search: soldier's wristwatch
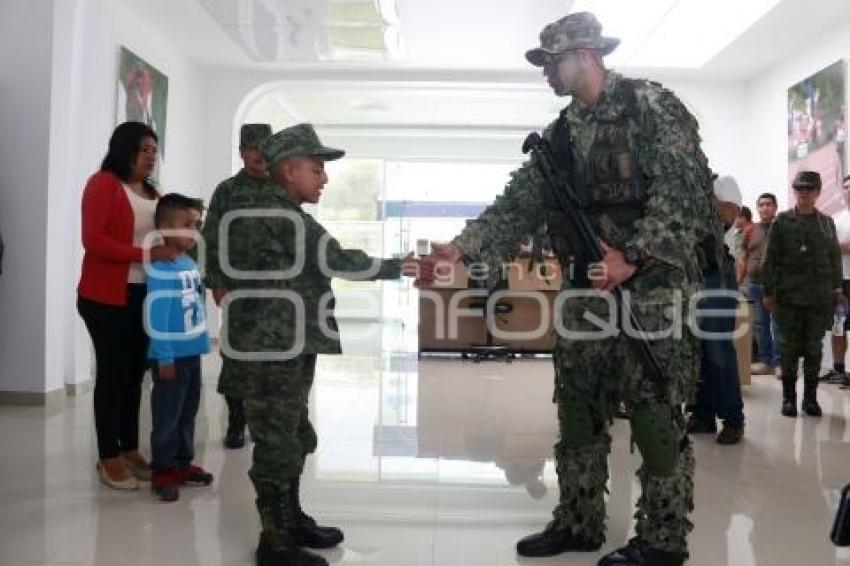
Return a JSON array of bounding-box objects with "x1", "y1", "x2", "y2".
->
[{"x1": 623, "y1": 246, "x2": 648, "y2": 270}]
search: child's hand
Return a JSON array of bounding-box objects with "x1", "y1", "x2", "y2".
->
[
  {"x1": 763, "y1": 295, "x2": 777, "y2": 313},
  {"x1": 159, "y1": 363, "x2": 177, "y2": 380}
]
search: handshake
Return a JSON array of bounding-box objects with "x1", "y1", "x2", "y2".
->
[{"x1": 400, "y1": 243, "x2": 462, "y2": 287}]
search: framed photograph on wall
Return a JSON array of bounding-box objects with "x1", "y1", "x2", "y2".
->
[
  {"x1": 787, "y1": 59, "x2": 846, "y2": 215},
  {"x1": 116, "y1": 46, "x2": 168, "y2": 179}
]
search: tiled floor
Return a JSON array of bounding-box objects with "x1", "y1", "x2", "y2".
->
[{"x1": 2, "y1": 321, "x2": 850, "y2": 565}]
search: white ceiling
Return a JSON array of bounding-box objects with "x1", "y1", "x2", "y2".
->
[{"x1": 118, "y1": 0, "x2": 850, "y2": 131}]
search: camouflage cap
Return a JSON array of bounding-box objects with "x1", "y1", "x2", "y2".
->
[
  {"x1": 240, "y1": 123, "x2": 272, "y2": 148},
  {"x1": 792, "y1": 170, "x2": 822, "y2": 190},
  {"x1": 261, "y1": 123, "x2": 345, "y2": 168},
  {"x1": 526, "y1": 12, "x2": 619, "y2": 67}
]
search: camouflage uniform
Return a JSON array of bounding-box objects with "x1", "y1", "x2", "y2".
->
[
  {"x1": 453, "y1": 14, "x2": 720, "y2": 559},
  {"x1": 203, "y1": 123, "x2": 272, "y2": 449},
  {"x1": 761, "y1": 194, "x2": 841, "y2": 409},
  {"x1": 219, "y1": 123, "x2": 403, "y2": 564}
]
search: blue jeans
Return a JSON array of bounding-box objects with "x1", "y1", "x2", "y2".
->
[
  {"x1": 151, "y1": 356, "x2": 201, "y2": 470},
  {"x1": 746, "y1": 282, "x2": 781, "y2": 367},
  {"x1": 692, "y1": 265, "x2": 746, "y2": 426}
]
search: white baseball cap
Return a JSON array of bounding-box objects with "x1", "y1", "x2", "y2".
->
[{"x1": 713, "y1": 175, "x2": 742, "y2": 207}]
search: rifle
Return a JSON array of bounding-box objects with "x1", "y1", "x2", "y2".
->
[{"x1": 522, "y1": 132, "x2": 668, "y2": 391}]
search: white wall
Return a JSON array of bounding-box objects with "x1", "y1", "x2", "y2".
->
[
  {"x1": 0, "y1": 0, "x2": 55, "y2": 394},
  {"x1": 745, "y1": 21, "x2": 850, "y2": 210},
  {"x1": 202, "y1": 71, "x2": 748, "y2": 203},
  {"x1": 1, "y1": 0, "x2": 207, "y2": 396}
]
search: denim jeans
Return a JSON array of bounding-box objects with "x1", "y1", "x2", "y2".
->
[
  {"x1": 691, "y1": 264, "x2": 746, "y2": 426},
  {"x1": 151, "y1": 356, "x2": 201, "y2": 470},
  {"x1": 746, "y1": 282, "x2": 781, "y2": 367}
]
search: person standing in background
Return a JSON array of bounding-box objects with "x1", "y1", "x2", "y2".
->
[
  {"x1": 733, "y1": 206, "x2": 753, "y2": 284},
  {"x1": 77, "y1": 122, "x2": 176, "y2": 490},
  {"x1": 821, "y1": 175, "x2": 850, "y2": 384},
  {"x1": 688, "y1": 175, "x2": 746, "y2": 445},
  {"x1": 742, "y1": 192, "x2": 781, "y2": 376},
  {"x1": 763, "y1": 171, "x2": 843, "y2": 417},
  {"x1": 202, "y1": 123, "x2": 273, "y2": 450}
]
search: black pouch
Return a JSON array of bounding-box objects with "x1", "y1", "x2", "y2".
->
[{"x1": 831, "y1": 484, "x2": 850, "y2": 546}]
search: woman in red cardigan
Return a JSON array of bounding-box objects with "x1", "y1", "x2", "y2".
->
[{"x1": 77, "y1": 122, "x2": 176, "y2": 490}]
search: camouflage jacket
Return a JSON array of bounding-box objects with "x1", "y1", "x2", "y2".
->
[
  {"x1": 453, "y1": 71, "x2": 719, "y2": 300},
  {"x1": 762, "y1": 208, "x2": 841, "y2": 305},
  {"x1": 202, "y1": 169, "x2": 270, "y2": 290},
  {"x1": 207, "y1": 180, "x2": 402, "y2": 356}
]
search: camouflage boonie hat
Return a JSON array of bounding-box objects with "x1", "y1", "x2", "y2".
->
[
  {"x1": 261, "y1": 123, "x2": 345, "y2": 168},
  {"x1": 526, "y1": 11, "x2": 620, "y2": 67},
  {"x1": 240, "y1": 123, "x2": 272, "y2": 148},
  {"x1": 792, "y1": 170, "x2": 822, "y2": 190}
]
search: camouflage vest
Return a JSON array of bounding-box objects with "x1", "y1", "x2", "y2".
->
[{"x1": 547, "y1": 80, "x2": 647, "y2": 287}]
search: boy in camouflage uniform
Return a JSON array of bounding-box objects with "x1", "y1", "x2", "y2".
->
[
  {"x1": 419, "y1": 12, "x2": 722, "y2": 566},
  {"x1": 217, "y1": 123, "x2": 418, "y2": 566},
  {"x1": 202, "y1": 123, "x2": 272, "y2": 449},
  {"x1": 762, "y1": 170, "x2": 843, "y2": 417}
]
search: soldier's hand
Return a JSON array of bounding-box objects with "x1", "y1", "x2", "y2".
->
[
  {"x1": 158, "y1": 363, "x2": 177, "y2": 381},
  {"x1": 212, "y1": 287, "x2": 227, "y2": 306},
  {"x1": 591, "y1": 241, "x2": 636, "y2": 292},
  {"x1": 415, "y1": 243, "x2": 462, "y2": 287},
  {"x1": 763, "y1": 295, "x2": 777, "y2": 313},
  {"x1": 401, "y1": 252, "x2": 420, "y2": 278}
]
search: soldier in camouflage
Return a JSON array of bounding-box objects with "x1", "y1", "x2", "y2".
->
[
  {"x1": 202, "y1": 123, "x2": 273, "y2": 450},
  {"x1": 762, "y1": 170, "x2": 843, "y2": 418},
  {"x1": 418, "y1": 12, "x2": 722, "y2": 566},
  {"x1": 217, "y1": 123, "x2": 418, "y2": 566}
]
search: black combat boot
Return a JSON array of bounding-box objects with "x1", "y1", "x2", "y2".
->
[
  {"x1": 255, "y1": 494, "x2": 328, "y2": 566},
  {"x1": 224, "y1": 396, "x2": 246, "y2": 449},
  {"x1": 516, "y1": 521, "x2": 601, "y2": 557},
  {"x1": 781, "y1": 375, "x2": 798, "y2": 417},
  {"x1": 598, "y1": 537, "x2": 685, "y2": 566},
  {"x1": 801, "y1": 380, "x2": 822, "y2": 417},
  {"x1": 290, "y1": 477, "x2": 344, "y2": 549}
]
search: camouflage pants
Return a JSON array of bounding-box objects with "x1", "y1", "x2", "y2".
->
[
  {"x1": 774, "y1": 303, "x2": 830, "y2": 385},
  {"x1": 216, "y1": 355, "x2": 242, "y2": 398},
  {"x1": 243, "y1": 354, "x2": 319, "y2": 491},
  {"x1": 550, "y1": 295, "x2": 697, "y2": 554}
]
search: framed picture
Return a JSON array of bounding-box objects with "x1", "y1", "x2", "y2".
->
[
  {"x1": 116, "y1": 46, "x2": 169, "y2": 178},
  {"x1": 787, "y1": 60, "x2": 846, "y2": 214}
]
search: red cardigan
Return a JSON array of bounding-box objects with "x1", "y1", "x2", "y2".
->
[{"x1": 77, "y1": 170, "x2": 147, "y2": 306}]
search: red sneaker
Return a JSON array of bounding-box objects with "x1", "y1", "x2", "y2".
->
[
  {"x1": 151, "y1": 469, "x2": 179, "y2": 502},
  {"x1": 176, "y1": 464, "x2": 214, "y2": 486}
]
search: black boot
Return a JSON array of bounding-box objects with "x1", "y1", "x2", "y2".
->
[
  {"x1": 290, "y1": 477, "x2": 344, "y2": 549},
  {"x1": 802, "y1": 381, "x2": 822, "y2": 417},
  {"x1": 781, "y1": 398, "x2": 798, "y2": 417},
  {"x1": 224, "y1": 396, "x2": 246, "y2": 449},
  {"x1": 255, "y1": 495, "x2": 328, "y2": 566},
  {"x1": 516, "y1": 521, "x2": 601, "y2": 557},
  {"x1": 781, "y1": 375, "x2": 798, "y2": 417},
  {"x1": 598, "y1": 537, "x2": 685, "y2": 566}
]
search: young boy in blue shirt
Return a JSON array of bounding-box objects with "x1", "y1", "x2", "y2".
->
[{"x1": 145, "y1": 193, "x2": 213, "y2": 502}]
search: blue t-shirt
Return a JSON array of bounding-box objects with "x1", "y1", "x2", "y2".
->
[{"x1": 145, "y1": 255, "x2": 211, "y2": 364}]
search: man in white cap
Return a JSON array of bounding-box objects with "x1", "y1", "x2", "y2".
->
[{"x1": 687, "y1": 176, "x2": 746, "y2": 445}]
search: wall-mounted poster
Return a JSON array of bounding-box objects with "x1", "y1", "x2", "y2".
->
[
  {"x1": 788, "y1": 60, "x2": 846, "y2": 215},
  {"x1": 116, "y1": 46, "x2": 168, "y2": 177}
]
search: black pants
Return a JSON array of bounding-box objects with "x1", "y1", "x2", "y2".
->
[{"x1": 78, "y1": 284, "x2": 149, "y2": 459}]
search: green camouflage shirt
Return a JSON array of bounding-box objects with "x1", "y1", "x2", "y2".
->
[
  {"x1": 207, "y1": 180, "x2": 402, "y2": 356},
  {"x1": 453, "y1": 71, "x2": 719, "y2": 297},
  {"x1": 762, "y1": 208, "x2": 841, "y2": 305}
]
